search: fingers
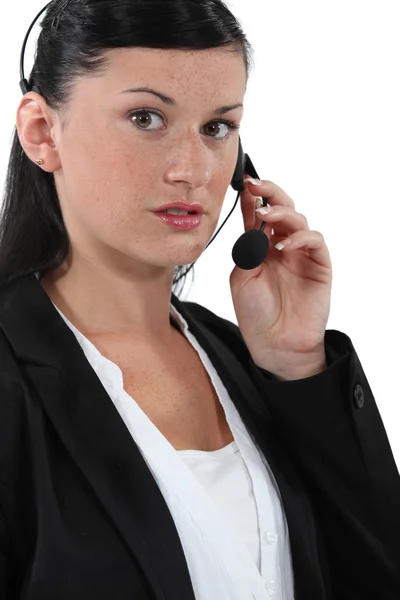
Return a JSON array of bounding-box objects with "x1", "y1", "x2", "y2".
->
[
  {"x1": 240, "y1": 184, "x2": 273, "y2": 237},
  {"x1": 255, "y1": 204, "x2": 309, "y2": 236},
  {"x1": 239, "y1": 180, "x2": 257, "y2": 231},
  {"x1": 244, "y1": 176, "x2": 296, "y2": 209},
  {"x1": 243, "y1": 176, "x2": 305, "y2": 239},
  {"x1": 273, "y1": 230, "x2": 333, "y2": 271},
  {"x1": 241, "y1": 176, "x2": 332, "y2": 271}
]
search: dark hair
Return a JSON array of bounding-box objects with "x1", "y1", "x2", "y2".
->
[{"x1": 0, "y1": 0, "x2": 254, "y2": 296}]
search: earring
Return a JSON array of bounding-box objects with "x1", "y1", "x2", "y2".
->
[{"x1": 36, "y1": 158, "x2": 44, "y2": 166}]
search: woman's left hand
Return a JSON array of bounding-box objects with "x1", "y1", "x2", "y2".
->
[{"x1": 229, "y1": 175, "x2": 333, "y2": 380}]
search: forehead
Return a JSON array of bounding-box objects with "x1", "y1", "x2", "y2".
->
[{"x1": 79, "y1": 47, "x2": 247, "y2": 100}]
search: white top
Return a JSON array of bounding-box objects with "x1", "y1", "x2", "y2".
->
[{"x1": 40, "y1": 276, "x2": 295, "y2": 599}]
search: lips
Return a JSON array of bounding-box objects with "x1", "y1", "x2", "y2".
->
[{"x1": 153, "y1": 201, "x2": 205, "y2": 214}]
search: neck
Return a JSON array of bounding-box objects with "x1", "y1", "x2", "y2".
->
[{"x1": 39, "y1": 261, "x2": 180, "y2": 345}]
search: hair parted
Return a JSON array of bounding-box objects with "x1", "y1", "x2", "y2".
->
[{"x1": 0, "y1": 0, "x2": 254, "y2": 296}]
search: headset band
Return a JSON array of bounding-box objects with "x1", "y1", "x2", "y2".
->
[{"x1": 19, "y1": 3, "x2": 51, "y2": 95}]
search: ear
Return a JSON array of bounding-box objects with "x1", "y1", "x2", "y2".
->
[{"x1": 16, "y1": 92, "x2": 62, "y2": 172}]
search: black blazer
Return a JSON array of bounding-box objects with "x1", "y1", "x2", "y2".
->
[{"x1": 0, "y1": 273, "x2": 399, "y2": 600}]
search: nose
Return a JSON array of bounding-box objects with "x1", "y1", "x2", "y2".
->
[{"x1": 164, "y1": 135, "x2": 212, "y2": 189}]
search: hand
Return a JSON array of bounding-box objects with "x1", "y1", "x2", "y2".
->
[{"x1": 229, "y1": 175, "x2": 333, "y2": 379}]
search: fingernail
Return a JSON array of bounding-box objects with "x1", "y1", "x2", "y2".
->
[
  {"x1": 244, "y1": 177, "x2": 262, "y2": 186},
  {"x1": 275, "y1": 239, "x2": 291, "y2": 251},
  {"x1": 255, "y1": 197, "x2": 263, "y2": 209},
  {"x1": 256, "y1": 207, "x2": 272, "y2": 215}
]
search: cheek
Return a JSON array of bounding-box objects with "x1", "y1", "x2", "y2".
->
[{"x1": 60, "y1": 126, "x2": 141, "y2": 217}]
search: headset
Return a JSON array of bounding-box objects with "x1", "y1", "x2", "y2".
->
[{"x1": 19, "y1": 2, "x2": 271, "y2": 282}]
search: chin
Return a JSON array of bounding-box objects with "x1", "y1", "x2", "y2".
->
[{"x1": 163, "y1": 239, "x2": 205, "y2": 261}]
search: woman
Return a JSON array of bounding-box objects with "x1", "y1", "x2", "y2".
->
[{"x1": 0, "y1": 0, "x2": 399, "y2": 598}]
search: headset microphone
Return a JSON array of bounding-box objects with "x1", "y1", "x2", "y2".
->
[
  {"x1": 230, "y1": 146, "x2": 270, "y2": 270},
  {"x1": 232, "y1": 227, "x2": 270, "y2": 270}
]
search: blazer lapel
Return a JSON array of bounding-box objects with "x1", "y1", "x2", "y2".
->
[{"x1": 0, "y1": 274, "x2": 196, "y2": 600}]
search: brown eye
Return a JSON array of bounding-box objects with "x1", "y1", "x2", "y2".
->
[
  {"x1": 204, "y1": 123, "x2": 225, "y2": 137},
  {"x1": 135, "y1": 113, "x2": 150, "y2": 127},
  {"x1": 129, "y1": 110, "x2": 164, "y2": 130}
]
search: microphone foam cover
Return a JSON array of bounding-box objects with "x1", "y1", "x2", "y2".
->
[{"x1": 232, "y1": 229, "x2": 270, "y2": 270}]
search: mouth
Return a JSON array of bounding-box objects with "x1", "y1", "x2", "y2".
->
[
  {"x1": 157, "y1": 209, "x2": 198, "y2": 216},
  {"x1": 153, "y1": 202, "x2": 205, "y2": 216},
  {"x1": 152, "y1": 209, "x2": 204, "y2": 230}
]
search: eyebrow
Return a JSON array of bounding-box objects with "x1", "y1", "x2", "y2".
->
[{"x1": 119, "y1": 86, "x2": 244, "y2": 115}]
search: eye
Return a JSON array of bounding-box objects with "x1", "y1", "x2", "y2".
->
[
  {"x1": 129, "y1": 109, "x2": 164, "y2": 131},
  {"x1": 127, "y1": 108, "x2": 240, "y2": 141}
]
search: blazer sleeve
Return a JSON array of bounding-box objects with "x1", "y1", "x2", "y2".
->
[{"x1": 245, "y1": 327, "x2": 400, "y2": 597}]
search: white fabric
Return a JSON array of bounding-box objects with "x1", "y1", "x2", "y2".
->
[{"x1": 38, "y1": 275, "x2": 295, "y2": 599}]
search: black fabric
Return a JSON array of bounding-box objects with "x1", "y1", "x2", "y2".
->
[
  {"x1": 169, "y1": 315, "x2": 182, "y2": 333},
  {"x1": 0, "y1": 273, "x2": 399, "y2": 600}
]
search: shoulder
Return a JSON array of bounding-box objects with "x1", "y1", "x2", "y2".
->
[
  {"x1": 0, "y1": 330, "x2": 26, "y2": 490},
  {"x1": 177, "y1": 299, "x2": 252, "y2": 362},
  {"x1": 0, "y1": 327, "x2": 23, "y2": 397},
  {"x1": 178, "y1": 299, "x2": 241, "y2": 336},
  {"x1": 180, "y1": 300, "x2": 233, "y2": 326}
]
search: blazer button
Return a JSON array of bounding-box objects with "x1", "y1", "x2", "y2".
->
[
  {"x1": 266, "y1": 580, "x2": 278, "y2": 596},
  {"x1": 265, "y1": 531, "x2": 278, "y2": 544},
  {"x1": 353, "y1": 384, "x2": 364, "y2": 409}
]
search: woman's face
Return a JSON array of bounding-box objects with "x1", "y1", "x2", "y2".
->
[{"x1": 50, "y1": 47, "x2": 247, "y2": 278}]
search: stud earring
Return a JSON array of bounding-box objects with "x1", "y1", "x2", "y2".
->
[{"x1": 36, "y1": 158, "x2": 44, "y2": 166}]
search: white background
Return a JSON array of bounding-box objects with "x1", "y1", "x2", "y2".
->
[{"x1": 1, "y1": 1, "x2": 399, "y2": 468}]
